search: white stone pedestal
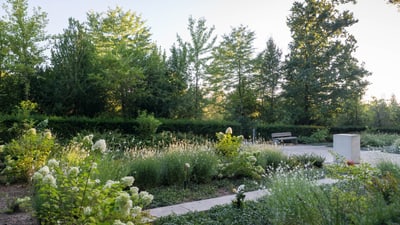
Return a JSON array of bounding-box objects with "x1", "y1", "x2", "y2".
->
[{"x1": 333, "y1": 134, "x2": 360, "y2": 163}]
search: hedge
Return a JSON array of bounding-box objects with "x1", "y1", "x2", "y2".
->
[{"x1": 1, "y1": 114, "x2": 390, "y2": 144}]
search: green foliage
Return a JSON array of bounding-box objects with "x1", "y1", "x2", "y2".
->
[
  {"x1": 289, "y1": 153, "x2": 325, "y2": 169},
  {"x1": 219, "y1": 151, "x2": 265, "y2": 180},
  {"x1": 231, "y1": 184, "x2": 246, "y2": 209},
  {"x1": 376, "y1": 161, "x2": 400, "y2": 180},
  {"x1": 298, "y1": 128, "x2": 329, "y2": 144},
  {"x1": 1, "y1": 128, "x2": 56, "y2": 183},
  {"x1": 360, "y1": 132, "x2": 400, "y2": 148},
  {"x1": 255, "y1": 148, "x2": 289, "y2": 171},
  {"x1": 214, "y1": 128, "x2": 243, "y2": 158},
  {"x1": 155, "y1": 200, "x2": 271, "y2": 225},
  {"x1": 136, "y1": 111, "x2": 162, "y2": 139},
  {"x1": 284, "y1": 0, "x2": 369, "y2": 125},
  {"x1": 32, "y1": 144, "x2": 153, "y2": 224},
  {"x1": 209, "y1": 25, "x2": 257, "y2": 122},
  {"x1": 129, "y1": 147, "x2": 219, "y2": 188}
]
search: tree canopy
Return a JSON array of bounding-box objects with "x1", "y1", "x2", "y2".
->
[{"x1": 1, "y1": 0, "x2": 391, "y2": 129}]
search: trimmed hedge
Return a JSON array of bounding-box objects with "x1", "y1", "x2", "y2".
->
[{"x1": 3, "y1": 114, "x2": 395, "y2": 144}]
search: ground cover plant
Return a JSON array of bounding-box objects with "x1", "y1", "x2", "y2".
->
[
  {"x1": 156, "y1": 160, "x2": 400, "y2": 225},
  {"x1": 1, "y1": 125, "x2": 315, "y2": 224}
]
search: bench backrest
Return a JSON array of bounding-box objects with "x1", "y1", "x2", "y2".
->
[{"x1": 271, "y1": 132, "x2": 292, "y2": 138}]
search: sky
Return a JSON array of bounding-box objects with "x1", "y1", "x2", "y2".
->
[{"x1": 21, "y1": 0, "x2": 400, "y2": 101}]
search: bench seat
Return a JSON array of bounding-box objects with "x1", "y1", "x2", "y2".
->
[{"x1": 271, "y1": 132, "x2": 298, "y2": 144}]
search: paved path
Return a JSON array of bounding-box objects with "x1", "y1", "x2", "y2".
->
[
  {"x1": 148, "y1": 144, "x2": 400, "y2": 219},
  {"x1": 281, "y1": 144, "x2": 400, "y2": 166}
]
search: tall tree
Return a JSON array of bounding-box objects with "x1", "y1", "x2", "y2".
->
[
  {"x1": 1, "y1": 0, "x2": 48, "y2": 101},
  {"x1": 176, "y1": 16, "x2": 217, "y2": 119},
  {"x1": 254, "y1": 38, "x2": 283, "y2": 123},
  {"x1": 284, "y1": 0, "x2": 370, "y2": 125},
  {"x1": 37, "y1": 18, "x2": 105, "y2": 116},
  {"x1": 87, "y1": 7, "x2": 153, "y2": 117},
  {"x1": 209, "y1": 25, "x2": 257, "y2": 126}
]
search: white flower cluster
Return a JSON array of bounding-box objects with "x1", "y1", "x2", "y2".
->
[
  {"x1": 92, "y1": 139, "x2": 107, "y2": 153},
  {"x1": 33, "y1": 164, "x2": 58, "y2": 188}
]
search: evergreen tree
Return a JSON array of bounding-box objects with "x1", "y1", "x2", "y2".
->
[
  {"x1": 254, "y1": 38, "x2": 283, "y2": 123},
  {"x1": 284, "y1": 0, "x2": 370, "y2": 125}
]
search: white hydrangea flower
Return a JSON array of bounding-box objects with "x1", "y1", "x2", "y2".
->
[
  {"x1": 83, "y1": 206, "x2": 92, "y2": 216},
  {"x1": 121, "y1": 176, "x2": 134, "y2": 187},
  {"x1": 225, "y1": 127, "x2": 233, "y2": 134},
  {"x1": 103, "y1": 180, "x2": 119, "y2": 189},
  {"x1": 126, "y1": 222, "x2": 134, "y2": 225},
  {"x1": 131, "y1": 206, "x2": 142, "y2": 215},
  {"x1": 115, "y1": 192, "x2": 133, "y2": 217},
  {"x1": 139, "y1": 191, "x2": 153, "y2": 206},
  {"x1": 113, "y1": 220, "x2": 126, "y2": 225},
  {"x1": 71, "y1": 186, "x2": 79, "y2": 192},
  {"x1": 47, "y1": 159, "x2": 59, "y2": 168},
  {"x1": 68, "y1": 167, "x2": 80, "y2": 177},
  {"x1": 32, "y1": 172, "x2": 43, "y2": 181},
  {"x1": 38, "y1": 166, "x2": 50, "y2": 175},
  {"x1": 92, "y1": 139, "x2": 107, "y2": 153},
  {"x1": 130, "y1": 187, "x2": 139, "y2": 195},
  {"x1": 27, "y1": 128, "x2": 37, "y2": 136},
  {"x1": 44, "y1": 130, "x2": 52, "y2": 139},
  {"x1": 43, "y1": 174, "x2": 57, "y2": 188}
]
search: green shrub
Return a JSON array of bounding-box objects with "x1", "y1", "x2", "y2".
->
[
  {"x1": 256, "y1": 148, "x2": 288, "y2": 171},
  {"x1": 298, "y1": 128, "x2": 329, "y2": 144},
  {"x1": 1, "y1": 128, "x2": 57, "y2": 183},
  {"x1": 376, "y1": 161, "x2": 400, "y2": 180},
  {"x1": 360, "y1": 132, "x2": 400, "y2": 148},
  {"x1": 215, "y1": 127, "x2": 243, "y2": 158},
  {"x1": 32, "y1": 159, "x2": 153, "y2": 224},
  {"x1": 219, "y1": 151, "x2": 265, "y2": 180},
  {"x1": 130, "y1": 148, "x2": 219, "y2": 188},
  {"x1": 189, "y1": 150, "x2": 218, "y2": 184},
  {"x1": 266, "y1": 172, "x2": 330, "y2": 225},
  {"x1": 289, "y1": 153, "x2": 325, "y2": 169},
  {"x1": 136, "y1": 111, "x2": 162, "y2": 139},
  {"x1": 130, "y1": 157, "x2": 162, "y2": 188}
]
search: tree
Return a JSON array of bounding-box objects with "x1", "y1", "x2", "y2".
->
[
  {"x1": 176, "y1": 16, "x2": 217, "y2": 119},
  {"x1": 36, "y1": 18, "x2": 105, "y2": 116},
  {"x1": 1, "y1": 0, "x2": 48, "y2": 101},
  {"x1": 284, "y1": 0, "x2": 370, "y2": 125},
  {"x1": 209, "y1": 25, "x2": 257, "y2": 127},
  {"x1": 87, "y1": 7, "x2": 153, "y2": 117},
  {"x1": 254, "y1": 38, "x2": 283, "y2": 123}
]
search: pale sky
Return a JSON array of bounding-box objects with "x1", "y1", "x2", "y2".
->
[{"x1": 23, "y1": 0, "x2": 400, "y2": 101}]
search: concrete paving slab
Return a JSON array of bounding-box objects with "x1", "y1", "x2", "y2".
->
[{"x1": 149, "y1": 189, "x2": 270, "y2": 218}]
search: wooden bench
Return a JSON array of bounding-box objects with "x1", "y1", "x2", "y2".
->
[{"x1": 271, "y1": 132, "x2": 298, "y2": 145}]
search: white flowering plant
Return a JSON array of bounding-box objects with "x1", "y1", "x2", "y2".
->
[
  {"x1": 0, "y1": 128, "x2": 56, "y2": 183},
  {"x1": 232, "y1": 184, "x2": 246, "y2": 208},
  {"x1": 32, "y1": 147, "x2": 153, "y2": 224}
]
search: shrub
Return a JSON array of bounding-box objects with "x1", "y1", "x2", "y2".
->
[
  {"x1": 215, "y1": 127, "x2": 243, "y2": 158},
  {"x1": 219, "y1": 151, "x2": 265, "y2": 180},
  {"x1": 32, "y1": 151, "x2": 153, "y2": 224},
  {"x1": 136, "y1": 111, "x2": 162, "y2": 139},
  {"x1": 289, "y1": 153, "x2": 325, "y2": 169},
  {"x1": 255, "y1": 148, "x2": 288, "y2": 171},
  {"x1": 298, "y1": 128, "x2": 329, "y2": 144},
  {"x1": 129, "y1": 147, "x2": 219, "y2": 188},
  {"x1": 1, "y1": 128, "x2": 57, "y2": 183},
  {"x1": 130, "y1": 157, "x2": 162, "y2": 188}
]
